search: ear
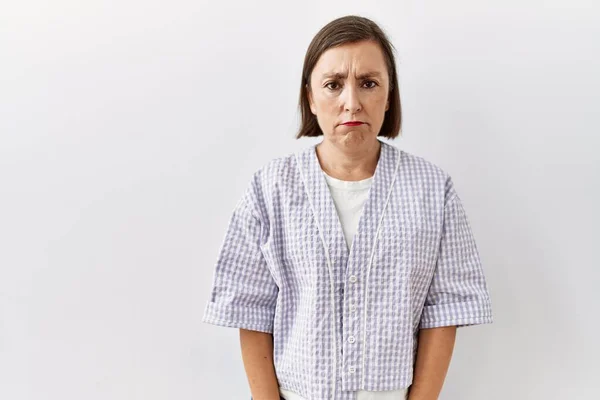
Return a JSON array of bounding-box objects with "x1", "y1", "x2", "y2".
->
[
  {"x1": 385, "y1": 99, "x2": 389, "y2": 112},
  {"x1": 306, "y1": 84, "x2": 317, "y2": 115}
]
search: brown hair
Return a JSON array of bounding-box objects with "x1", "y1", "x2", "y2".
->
[{"x1": 296, "y1": 15, "x2": 402, "y2": 139}]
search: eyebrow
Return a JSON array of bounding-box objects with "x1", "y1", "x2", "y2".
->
[{"x1": 321, "y1": 71, "x2": 383, "y2": 80}]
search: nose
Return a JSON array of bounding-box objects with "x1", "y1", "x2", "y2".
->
[{"x1": 341, "y1": 85, "x2": 362, "y2": 114}]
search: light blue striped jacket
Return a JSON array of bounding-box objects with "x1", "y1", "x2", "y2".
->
[{"x1": 203, "y1": 139, "x2": 493, "y2": 400}]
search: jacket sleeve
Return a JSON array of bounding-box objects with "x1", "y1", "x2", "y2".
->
[
  {"x1": 418, "y1": 177, "x2": 493, "y2": 329},
  {"x1": 202, "y1": 192, "x2": 278, "y2": 334}
]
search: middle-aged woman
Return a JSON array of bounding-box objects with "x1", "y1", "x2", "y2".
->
[{"x1": 203, "y1": 15, "x2": 494, "y2": 400}]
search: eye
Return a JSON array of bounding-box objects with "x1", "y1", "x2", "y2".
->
[
  {"x1": 363, "y1": 80, "x2": 378, "y2": 89},
  {"x1": 325, "y1": 81, "x2": 341, "y2": 90}
]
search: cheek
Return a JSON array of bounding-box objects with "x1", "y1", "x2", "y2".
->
[
  {"x1": 314, "y1": 94, "x2": 338, "y2": 114},
  {"x1": 368, "y1": 92, "x2": 389, "y2": 113}
]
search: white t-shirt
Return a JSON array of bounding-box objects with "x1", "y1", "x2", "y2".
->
[{"x1": 279, "y1": 170, "x2": 409, "y2": 400}]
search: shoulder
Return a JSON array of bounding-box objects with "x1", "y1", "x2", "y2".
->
[
  {"x1": 390, "y1": 144, "x2": 450, "y2": 183},
  {"x1": 238, "y1": 147, "x2": 305, "y2": 219},
  {"x1": 388, "y1": 143, "x2": 456, "y2": 204},
  {"x1": 248, "y1": 147, "x2": 301, "y2": 192},
  {"x1": 395, "y1": 146, "x2": 448, "y2": 180}
]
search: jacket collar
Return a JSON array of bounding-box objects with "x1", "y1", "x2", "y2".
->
[{"x1": 295, "y1": 139, "x2": 401, "y2": 268}]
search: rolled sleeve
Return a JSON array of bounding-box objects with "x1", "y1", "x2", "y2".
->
[
  {"x1": 419, "y1": 181, "x2": 493, "y2": 329},
  {"x1": 202, "y1": 195, "x2": 278, "y2": 333}
]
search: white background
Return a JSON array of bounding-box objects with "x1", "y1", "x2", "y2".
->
[{"x1": 1, "y1": 1, "x2": 598, "y2": 399}]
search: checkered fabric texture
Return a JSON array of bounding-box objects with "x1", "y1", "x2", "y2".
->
[{"x1": 203, "y1": 140, "x2": 493, "y2": 400}]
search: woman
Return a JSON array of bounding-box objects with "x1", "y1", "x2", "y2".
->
[{"x1": 203, "y1": 15, "x2": 493, "y2": 400}]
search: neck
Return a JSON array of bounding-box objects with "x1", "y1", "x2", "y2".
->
[{"x1": 315, "y1": 138, "x2": 381, "y2": 181}]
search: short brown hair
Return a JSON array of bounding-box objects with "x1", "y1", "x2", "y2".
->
[{"x1": 296, "y1": 15, "x2": 402, "y2": 139}]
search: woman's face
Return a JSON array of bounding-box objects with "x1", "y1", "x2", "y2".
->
[{"x1": 307, "y1": 40, "x2": 390, "y2": 149}]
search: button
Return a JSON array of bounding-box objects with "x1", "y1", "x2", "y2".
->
[
  {"x1": 349, "y1": 275, "x2": 357, "y2": 283},
  {"x1": 348, "y1": 335, "x2": 356, "y2": 343},
  {"x1": 349, "y1": 366, "x2": 356, "y2": 374},
  {"x1": 349, "y1": 304, "x2": 357, "y2": 312}
]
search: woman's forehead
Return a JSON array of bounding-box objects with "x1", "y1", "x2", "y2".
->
[{"x1": 311, "y1": 41, "x2": 388, "y2": 78}]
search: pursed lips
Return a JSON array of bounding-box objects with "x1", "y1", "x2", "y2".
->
[{"x1": 341, "y1": 121, "x2": 366, "y2": 126}]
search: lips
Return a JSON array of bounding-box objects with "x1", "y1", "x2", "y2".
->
[{"x1": 342, "y1": 121, "x2": 365, "y2": 126}]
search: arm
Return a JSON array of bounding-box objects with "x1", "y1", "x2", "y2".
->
[
  {"x1": 240, "y1": 328, "x2": 281, "y2": 400},
  {"x1": 409, "y1": 178, "x2": 492, "y2": 397},
  {"x1": 408, "y1": 326, "x2": 457, "y2": 400}
]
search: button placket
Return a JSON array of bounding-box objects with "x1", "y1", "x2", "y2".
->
[{"x1": 343, "y1": 271, "x2": 360, "y2": 381}]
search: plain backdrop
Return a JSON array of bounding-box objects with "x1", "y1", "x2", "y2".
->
[{"x1": 1, "y1": 1, "x2": 598, "y2": 399}]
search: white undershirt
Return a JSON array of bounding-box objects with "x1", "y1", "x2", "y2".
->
[
  {"x1": 279, "y1": 170, "x2": 409, "y2": 400},
  {"x1": 322, "y1": 170, "x2": 374, "y2": 251}
]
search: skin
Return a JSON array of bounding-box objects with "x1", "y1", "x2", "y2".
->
[
  {"x1": 241, "y1": 39, "x2": 457, "y2": 400},
  {"x1": 240, "y1": 328, "x2": 280, "y2": 400},
  {"x1": 409, "y1": 326, "x2": 457, "y2": 400},
  {"x1": 307, "y1": 40, "x2": 390, "y2": 181}
]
